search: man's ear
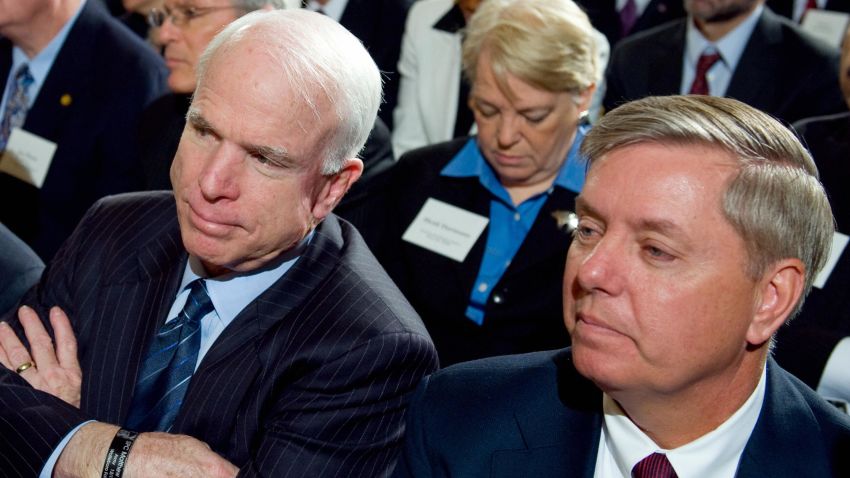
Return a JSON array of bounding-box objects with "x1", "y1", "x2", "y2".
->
[
  {"x1": 311, "y1": 158, "x2": 363, "y2": 221},
  {"x1": 747, "y1": 258, "x2": 805, "y2": 346}
]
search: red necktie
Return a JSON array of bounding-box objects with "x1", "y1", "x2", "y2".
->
[
  {"x1": 632, "y1": 452, "x2": 678, "y2": 478},
  {"x1": 689, "y1": 51, "x2": 721, "y2": 95}
]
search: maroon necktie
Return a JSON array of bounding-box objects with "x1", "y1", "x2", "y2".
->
[
  {"x1": 620, "y1": 0, "x2": 638, "y2": 38},
  {"x1": 689, "y1": 51, "x2": 721, "y2": 95},
  {"x1": 632, "y1": 452, "x2": 678, "y2": 478}
]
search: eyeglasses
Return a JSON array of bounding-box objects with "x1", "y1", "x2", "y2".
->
[{"x1": 147, "y1": 4, "x2": 237, "y2": 28}]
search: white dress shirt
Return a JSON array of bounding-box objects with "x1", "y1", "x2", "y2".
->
[
  {"x1": 680, "y1": 3, "x2": 763, "y2": 96},
  {"x1": 593, "y1": 366, "x2": 767, "y2": 478}
]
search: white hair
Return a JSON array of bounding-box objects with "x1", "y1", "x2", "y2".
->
[{"x1": 197, "y1": 9, "x2": 382, "y2": 174}]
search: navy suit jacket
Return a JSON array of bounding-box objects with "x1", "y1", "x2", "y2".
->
[
  {"x1": 0, "y1": 192, "x2": 438, "y2": 477},
  {"x1": 337, "y1": 0, "x2": 415, "y2": 128},
  {"x1": 603, "y1": 7, "x2": 844, "y2": 124},
  {"x1": 394, "y1": 348, "x2": 850, "y2": 477},
  {"x1": 354, "y1": 138, "x2": 576, "y2": 366},
  {"x1": 0, "y1": 0, "x2": 168, "y2": 262}
]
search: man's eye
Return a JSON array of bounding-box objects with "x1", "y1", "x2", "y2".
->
[
  {"x1": 572, "y1": 225, "x2": 597, "y2": 241},
  {"x1": 645, "y1": 245, "x2": 675, "y2": 261},
  {"x1": 182, "y1": 7, "x2": 199, "y2": 18}
]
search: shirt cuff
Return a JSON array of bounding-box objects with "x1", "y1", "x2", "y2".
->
[{"x1": 39, "y1": 420, "x2": 95, "y2": 478}]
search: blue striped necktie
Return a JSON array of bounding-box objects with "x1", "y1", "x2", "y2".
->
[
  {"x1": 0, "y1": 64, "x2": 34, "y2": 151},
  {"x1": 125, "y1": 279, "x2": 213, "y2": 431}
]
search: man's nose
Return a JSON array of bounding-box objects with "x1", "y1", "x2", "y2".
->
[
  {"x1": 573, "y1": 236, "x2": 625, "y2": 297},
  {"x1": 198, "y1": 143, "x2": 241, "y2": 202}
]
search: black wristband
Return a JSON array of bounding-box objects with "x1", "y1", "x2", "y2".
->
[{"x1": 101, "y1": 428, "x2": 139, "y2": 478}]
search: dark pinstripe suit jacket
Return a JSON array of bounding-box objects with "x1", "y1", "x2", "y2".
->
[{"x1": 0, "y1": 192, "x2": 438, "y2": 477}]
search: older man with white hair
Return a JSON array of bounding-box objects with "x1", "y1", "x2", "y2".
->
[{"x1": 0, "y1": 9, "x2": 436, "y2": 478}]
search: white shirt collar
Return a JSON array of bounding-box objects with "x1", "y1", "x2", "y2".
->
[
  {"x1": 6, "y1": 0, "x2": 87, "y2": 109},
  {"x1": 685, "y1": 2, "x2": 764, "y2": 73},
  {"x1": 177, "y1": 231, "x2": 313, "y2": 329},
  {"x1": 601, "y1": 365, "x2": 767, "y2": 478}
]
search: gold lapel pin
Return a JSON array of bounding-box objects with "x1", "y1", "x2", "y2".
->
[
  {"x1": 60, "y1": 94, "x2": 72, "y2": 107},
  {"x1": 551, "y1": 210, "x2": 578, "y2": 233}
]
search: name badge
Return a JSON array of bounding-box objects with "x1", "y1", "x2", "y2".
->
[
  {"x1": 402, "y1": 198, "x2": 489, "y2": 262},
  {"x1": 813, "y1": 231, "x2": 849, "y2": 289},
  {"x1": 0, "y1": 127, "x2": 57, "y2": 188},
  {"x1": 801, "y1": 10, "x2": 850, "y2": 48}
]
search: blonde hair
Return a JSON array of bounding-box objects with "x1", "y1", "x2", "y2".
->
[{"x1": 461, "y1": 0, "x2": 597, "y2": 96}]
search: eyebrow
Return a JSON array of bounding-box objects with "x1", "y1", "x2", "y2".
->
[
  {"x1": 575, "y1": 196, "x2": 691, "y2": 241},
  {"x1": 187, "y1": 109, "x2": 293, "y2": 167},
  {"x1": 186, "y1": 109, "x2": 213, "y2": 132},
  {"x1": 471, "y1": 96, "x2": 551, "y2": 114}
]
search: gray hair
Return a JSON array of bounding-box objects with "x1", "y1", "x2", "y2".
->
[
  {"x1": 196, "y1": 10, "x2": 382, "y2": 174},
  {"x1": 581, "y1": 95, "x2": 834, "y2": 318},
  {"x1": 461, "y1": 0, "x2": 597, "y2": 96}
]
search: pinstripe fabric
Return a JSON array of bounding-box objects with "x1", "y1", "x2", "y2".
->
[
  {"x1": 632, "y1": 453, "x2": 677, "y2": 478},
  {"x1": 0, "y1": 191, "x2": 438, "y2": 477}
]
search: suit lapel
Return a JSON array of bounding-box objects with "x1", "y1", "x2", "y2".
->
[
  {"x1": 338, "y1": 0, "x2": 372, "y2": 44},
  {"x1": 736, "y1": 359, "x2": 834, "y2": 477},
  {"x1": 646, "y1": 22, "x2": 686, "y2": 95},
  {"x1": 507, "y1": 188, "x2": 578, "y2": 278},
  {"x1": 726, "y1": 10, "x2": 781, "y2": 112},
  {"x1": 23, "y1": 0, "x2": 99, "y2": 141},
  {"x1": 196, "y1": 215, "x2": 343, "y2": 369},
  {"x1": 440, "y1": 174, "x2": 492, "y2": 292},
  {"x1": 491, "y1": 351, "x2": 602, "y2": 478},
  {"x1": 78, "y1": 199, "x2": 187, "y2": 423}
]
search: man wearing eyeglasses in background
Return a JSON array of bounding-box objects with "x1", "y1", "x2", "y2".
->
[
  {"x1": 137, "y1": 0, "x2": 395, "y2": 196},
  {"x1": 0, "y1": 0, "x2": 168, "y2": 262},
  {"x1": 136, "y1": 0, "x2": 297, "y2": 190}
]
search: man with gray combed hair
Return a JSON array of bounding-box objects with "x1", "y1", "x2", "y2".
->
[
  {"x1": 393, "y1": 95, "x2": 850, "y2": 478},
  {"x1": 0, "y1": 9, "x2": 436, "y2": 478}
]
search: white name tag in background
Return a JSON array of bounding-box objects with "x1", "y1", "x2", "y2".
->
[
  {"x1": 402, "y1": 198, "x2": 489, "y2": 262},
  {"x1": 813, "y1": 231, "x2": 849, "y2": 289},
  {"x1": 801, "y1": 10, "x2": 850, "y2": 48},
  {"x1": 0, "y1": 127, "x2": 56, "y2": 188}
]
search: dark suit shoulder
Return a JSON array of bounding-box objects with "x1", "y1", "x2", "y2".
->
[
  {"x1": 79, "y1": 1, "x2": 166, "y2": 79},
  {"x1": 793, "y1": 110, "x2": 850, "y2": 138},
  {"x1": 395, "y1": 349, "x2": 602, "y2": 477},
  {"x1": 50, "y1": 192, "x2": 179, "y2": 281},
  {"x1": 396, "y1": 136, "x2": 470, "y2": 175},
  {"x1": 611, "y1": 17, "x2": 686, "y2": 53},
  {"x1": 318, "y1": 215, "x2": 435, "y2": 343},
  {"x1": 741, "y1": 360, "x2": 850, "y2": 477},
  {"x1": 426, "y1": 349, "x2": 564, "y2": 401}
]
